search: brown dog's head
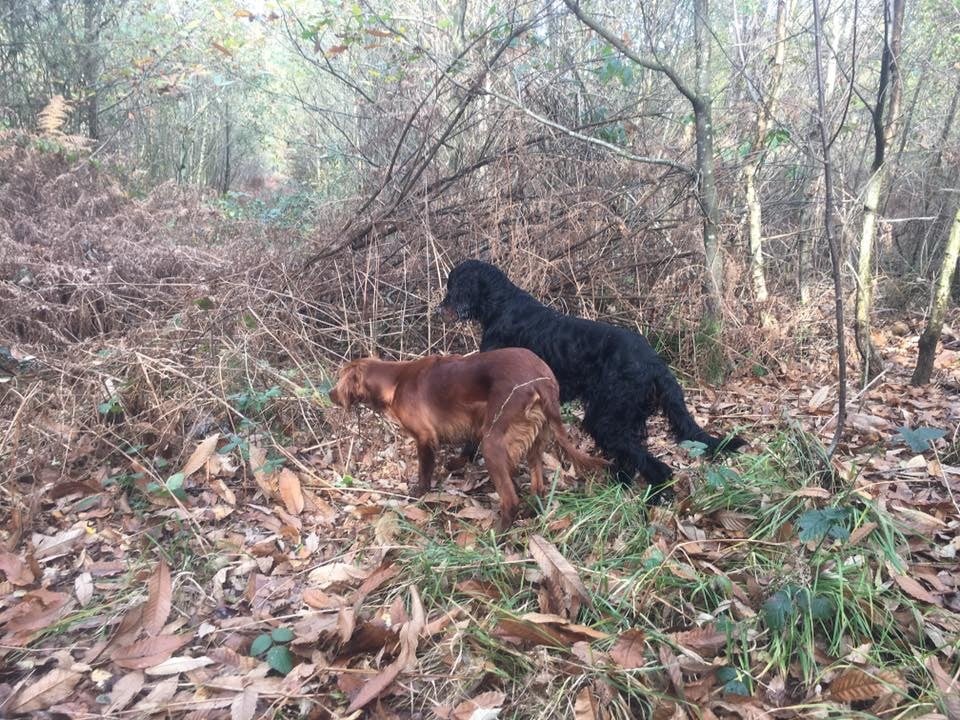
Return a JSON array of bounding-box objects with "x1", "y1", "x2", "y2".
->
[{"x1": 328, "y1": 358, "x2": 393, "y2": 411}]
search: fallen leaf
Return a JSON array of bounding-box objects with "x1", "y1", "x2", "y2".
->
[
  {"x1": 450, "y1": 690, "x2": 506, "y2": 720},
  {"x1": 924, "y1": 656, "x2": 960, "y2": 719},
  {"x1": 132, "y1": 676, "x2": 178, "y2": 713},
  {"x1": 33, "y1": 526, "x2": 85, "y2": 559},
  {"x1": 374, "y1": 511, "x2": 401, "y2": 546},
  {"x1": 248, "y1": 444, "x2": 275, "y2": 498},
  {"x1": 808, "y1": 385, "x2": 831, "y2": 412},
  {"x1": 849, "y1": 522, "x2": 878, "y2": 545},
  {"x1": 671, "y1": 625, "x2": 727, "y2": 658},
  {"x1": 112, "y1": 634, "x2": 191, "y2": 669},
  {"x1": 659, "y1": 643, "x2": 685, "y2": 700},
  {"x1": 106, "y1": 670, "x2": 144, "y2": 714},
  {"x1": 495, "y1": 617, "x2": 569, "y2": 647},
  {"x1": 0, "y1": 552, "x2": 35, "y2": 586},
  {"x1": 231, "y1": 686, "x2": 259, "y2": 720},
  {"x1": 346, "y1": 585, "x2": 424, "y2": 712},
  {"x1": 7, "y1": 668, "x2": 82, "y2": 714},
  {"x1": 277, "y1": 468, "x2": 304, "y2": 515},
  {"x1": 529, "y1": 534, "x2": 591, "y2": 619},
  {"x1": 307, "y1": 562, "x2": 370, "y2": 587},
  {"x1": 145, "y1": 655, "x2": 213, "y2": 675},
  {"x1": 886, "y1": 562, "x2": 941, "y2": 606},
  {"x1": 143, "y1": 559, "x2": 172, "y2": 636},
  {"x1": 455, "y1": 579, "x2": 502, "y2": 601},
  {"x1": 74, "y1": 572, "x2": 93, "y2": 607},
  {"x1": 180, "y1": 433, "x2": 220, "y2": 478},
  {"x1": 574, "y1": 686, "x2": 598, "y2": 720},
  {"x1": 713, "y1": 510, "x2": 753, "y2": 533},
  {"x1": 610, "y1": 629, "x2": 647, "y2": 669},
  {"x1": 830, "y1": 667, "x2": 907, "y2": 702}
]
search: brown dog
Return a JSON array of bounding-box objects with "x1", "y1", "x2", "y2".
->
[{"x1": 329, "y1": 349, "x2": 607, "y2": 531}]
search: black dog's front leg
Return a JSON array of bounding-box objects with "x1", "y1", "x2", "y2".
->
[{"x1": 445, "y1": 441, "x2": 479, "y2": 472}]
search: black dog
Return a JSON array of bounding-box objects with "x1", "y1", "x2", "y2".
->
[{"x1": 438, "y1": 259, "x2": 744, "y2": 499}]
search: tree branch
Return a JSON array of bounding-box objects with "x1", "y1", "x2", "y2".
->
[{"x1": 561, "y1": 0, "x2": 700, "y2": 107}]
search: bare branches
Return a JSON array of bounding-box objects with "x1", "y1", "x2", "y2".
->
[
  {"x1": 812, "y1": 0, "x2": 847, "y2": 458},
  {"x1": 561, "y1": 0, "x2": 699, "y2": 108}
]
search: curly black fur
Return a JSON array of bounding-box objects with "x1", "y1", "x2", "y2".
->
[{"x1": 439, "y1": 259, "x2": 745, "y2": 498}]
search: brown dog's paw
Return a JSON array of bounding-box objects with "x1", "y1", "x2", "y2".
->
[{"x1": 408, "y1": 480, "x2": 430, "y2": 498}]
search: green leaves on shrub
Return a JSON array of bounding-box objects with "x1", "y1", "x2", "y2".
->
[
  {"x1": 250, "y1": 633, "x2": 274, "y2": 657},
  {"x1": 797, "y1": 508, "x2": 852, "y2": 542},
  {"x1": 761, "y1": 585, "x2": 835, "y2": 632},
  {"x1": 680, "y1": 440, "x2": 708, "y2": 458},
  {"x1": 761, "y1": 589, "x2": 795, "y2": 631},
  {"x1": 705, "y1": 465, "x2": 740, "y2": 490},
  {"x1": 716, "y1": 666, "x2": 752, "y2": 696},
  {"x1": 266, "y1": 645, "x2": 294, "y2": 674},
  {"x1": 249, "y1": 626, "x2": 296, "y2": 675}
]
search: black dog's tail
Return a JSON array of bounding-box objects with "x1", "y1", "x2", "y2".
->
[{"x1": 654, "y1": 372, "x2": 746, "y2": 455}]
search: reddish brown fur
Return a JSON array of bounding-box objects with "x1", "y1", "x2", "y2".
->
[{"x1": 329, "y1": 349, "x2": 607, "y2": 531}]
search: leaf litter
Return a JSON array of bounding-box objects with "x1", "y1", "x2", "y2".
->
[{"x1": 0, "y1": 136, "x2": 958, "y2": 718}]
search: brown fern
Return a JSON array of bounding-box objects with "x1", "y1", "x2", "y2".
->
[{"x1": 37, "y1": 95, "x2": 71, "y2": 135}]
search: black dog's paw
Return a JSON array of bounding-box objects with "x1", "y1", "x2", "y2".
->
[
  {"x1": 645, "y1": 483, "x2": 676, "y2": 506},
  {"x1": 704, "y1": 434, "x2": 748, "y2": 458}
]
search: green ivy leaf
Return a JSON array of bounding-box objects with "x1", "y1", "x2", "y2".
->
[
  {"x1": 716, "y1": 666, "x2": 751, "y2": 696},
  {"x1": 266, "y1": 644, "x2": 294, "y2": 675},
  {"x1": 164, "y1": 472, "x2": 187, "y2": 501},
  {"x1": 681, "y1": 440, "x2": 708, "y2": 458},
  {"x1": 761, "y1": 589, "x2": 795, "y2": 631},
  {"x1": 250, "y1": 633, "x2": 273, "y2": 656},
  {"x1": 896, "y1": 426, "x2": 946, "y2": 453},
  {"x1": 271, "y1": 627, "x2": 294, "y2": 644},
  {"x1": 808, "y1": 595, "x2": 835, "y2": 621},
  {"x1": 797, "y1": 508, "x2": 851, "y2": 542},
  {"x1": 705, "y1": 466, "x2": 739, "y2": 490}
]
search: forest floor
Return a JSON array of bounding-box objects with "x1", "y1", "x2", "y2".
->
[{"x1": 1, "y1": 135, "x2": 959, "y2": 719}]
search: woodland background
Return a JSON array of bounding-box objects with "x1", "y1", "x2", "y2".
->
[{"x1": 0, "y1": 1, "x2": 959, "y2": 718}]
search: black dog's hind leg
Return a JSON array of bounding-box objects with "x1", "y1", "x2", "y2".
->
[
  {"x1": 655, "y1": 371, "x2": 746, "y2": 456},
  {"x1": 584, "y1": 402, "x2": 674, "y2": 503}
]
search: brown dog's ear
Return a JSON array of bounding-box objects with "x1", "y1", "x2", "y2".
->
[
  {"x1": 330, "y1": 362, "x2": 367, "y2": 410},
  {"x1": 346, "y1": 363, "x2": 366, "y2": 407}
]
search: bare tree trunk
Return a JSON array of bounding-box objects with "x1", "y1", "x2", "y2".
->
[
  {"x1": 913, "y1": 203, "x2": 960, "y2": 385},
  {"x1": 813, "y1": 0, "x2": 848, "y2": 458},
  {"x1": 745, "y1": 0, "x2": 790, "y2": 309},
  {"x1": 854, "y1": 0, "x2": 905, "y2": 384},
  {"x1": 797, "y1": 174, "x2": 822, "y2": 304},
  {"x1": 221, "y1": 104, "x2": 232, "y2": 195},
  {"x1": 693, "y1": 0, "x2": 723, "y2": 324},
  {"x1": 81, "y1": 0, "x2": 101, "y2": 139}
]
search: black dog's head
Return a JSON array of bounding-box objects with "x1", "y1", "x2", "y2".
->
[{"x1": 438, "y1": 260, "x2": 514, "y2": 324}]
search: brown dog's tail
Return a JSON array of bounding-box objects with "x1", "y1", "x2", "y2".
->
[{"x1": 540, "y1": 388, "x2": 609, "y2": 475}]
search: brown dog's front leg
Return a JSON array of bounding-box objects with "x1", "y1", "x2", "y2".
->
[{"x1": 410, "y1": 443, "x2": 436, "y2": 497}]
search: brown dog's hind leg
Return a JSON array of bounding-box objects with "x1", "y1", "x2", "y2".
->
[
  {"x1": 480, "y1": 433, "x2": 521, "y2": 532},
  {"x1": 527, "y1": 428, "x2": 548, "y2": 500}
]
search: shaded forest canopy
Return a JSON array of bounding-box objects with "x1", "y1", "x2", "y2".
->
[{"x1": 1, "y1": 0, "x2": 960, "y2": 718}]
